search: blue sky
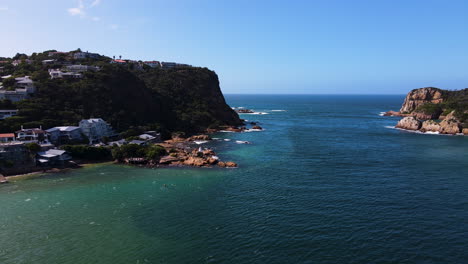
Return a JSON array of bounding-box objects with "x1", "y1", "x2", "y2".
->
[{"x1": 1, "y1": 0, "x2": 468, "y2": 94}]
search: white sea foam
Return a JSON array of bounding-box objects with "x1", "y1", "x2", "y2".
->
[
  {"x1": 241, "y1": 112, "x2": 268, "y2": 115},
  {"x1": 218, "y1": 130, "x2": 235, "y2": 133},
  {"x1": 379, "y1": 112, "x2": 386, "y2": 116},
  {"x1": 384, "y1": 125, "x2": 461, "y2": 136},
  {"x1": 194, "y1": 140, "x2": 208, "y2": 145},
  {"x1": 224, "y1": 139, "x2": 231, "y2": 141},
  {"x1": 236, "y1": 140, "x2": 250, "y2": 144},
  {"x1": 244, "y1": 129, "x2": 263, "y2": 132}
]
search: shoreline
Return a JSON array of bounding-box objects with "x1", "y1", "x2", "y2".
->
[
  {"x1": 2, "y1": 125, "x2": 264, "y2": 182},
  {"x1": 3, "y1": 161, "x2": 113, "y2": 182}
]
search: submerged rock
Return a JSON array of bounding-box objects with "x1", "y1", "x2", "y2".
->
[{"x1": 396, "y1": 117, "x2": 422, "y2": 131}]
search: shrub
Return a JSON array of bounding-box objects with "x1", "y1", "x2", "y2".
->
[{"x1": 61, "y1": 145, "x2": 112, "y2": 160}]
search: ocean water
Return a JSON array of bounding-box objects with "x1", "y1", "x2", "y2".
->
[{"x1": 1, "y1": 95, "x2": 468, "y2": 264}]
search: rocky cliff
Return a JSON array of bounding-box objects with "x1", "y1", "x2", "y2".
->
[
  {"x1": 386, "y1": 87, "x2": 468, "y2": 135},
  {"x1": 399, "y1": 87, "x2": 445, "y2": 113}
]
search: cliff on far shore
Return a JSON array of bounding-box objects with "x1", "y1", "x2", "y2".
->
[{"x1": 385, "y1": 87, "x2": 468, "y2": 135}]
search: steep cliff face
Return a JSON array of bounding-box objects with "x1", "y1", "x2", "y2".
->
[
  {"x1": 138, "y1": 67, "x2": 242, "y2": 133},
  {"x1": 399, "y1": 87, "x2": 445, "y2": 113}
]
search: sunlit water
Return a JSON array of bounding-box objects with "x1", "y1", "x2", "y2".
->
[{"x1": 1, "y1": 95, "x2": 467, "y2": 263}]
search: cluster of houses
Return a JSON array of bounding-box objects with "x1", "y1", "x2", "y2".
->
[{"x1": 0, "y1": 117, "x2": 161, "y2": 170}]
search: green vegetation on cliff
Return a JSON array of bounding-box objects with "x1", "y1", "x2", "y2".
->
[{"x1": 0, "y1": 50, "x2": 241, "y2": 135}]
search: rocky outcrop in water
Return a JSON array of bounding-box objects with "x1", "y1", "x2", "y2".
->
[
  {"x1": 395, "y1": 117, "x2": 422, "y2": 130},
  {"x1": 386, "y1": 87, "x2": 468, "y2": 135}
]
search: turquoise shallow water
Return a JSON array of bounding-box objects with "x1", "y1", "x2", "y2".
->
[{"x1": 1, "y1": 95, "x2": 468, "y2": 264}]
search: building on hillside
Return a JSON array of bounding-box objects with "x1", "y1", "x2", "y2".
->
[
  {"x1": 37, "y1": 149, "x2": 72, "y2": 166},
  {"x1": 111, "y1": 59, "x2": 126, "y2": 64},
  {"x1": 14, "y1": 76, "x2": 36, "y2": 93},
  {"x1": 42, "y1": 59, "x2": 56, "y2": 65},
  {"x1": 0, "y1": 90, "x2": 28, "y2": 102},
  {"x1": 0, "y1": 109, "x2": 18, "y2": 120},
  {"x1": 45, "y1": 126, "x2": 83, "y2": 144},
  {"x1": 160, "y1": 62, "x2": 177, "y2": 69},
  {"x1": 139, "y1": 133, "x2": 161, "y2": 143},
  {"x1": 0, "y1": 133, "x2": 16, "y2": 143},
  {"x1": 48, "y1": 69, "x2": 83, "y2": 79},
  {"x1": 0, "y1": 67, "x2": 4, "y2": 73},
  {"x1": 15, "y1": 127, "x2": 47, "y2": 143},
  {"x1": 79, "y1": 118, "x2": 115, "y2": 144},
  {"x1": 74, "y1": 52, "x2": 100, "y2": 59},
  {"x1": 144, "y1": 61, "x2": 161, "y2": 68},
  {"x1": 108, "y1": 139, "x2": 127, "y2": 147},
  {"x1": 48, "y1": 51, "x2": 69, "y2": 57},
  {"x1": 12, "y1": 59, "x2": 32, "y2": 67},
  {"x1": 0, "y1": 76, "x2": 35, "y2": 102},
  {"x1": 65, "y1": 65, "x2": 99, "y2": 72}
]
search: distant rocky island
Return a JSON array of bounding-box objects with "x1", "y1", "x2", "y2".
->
[{"x1": 384, "y1": 87, "x2": 468, "y2": 135}]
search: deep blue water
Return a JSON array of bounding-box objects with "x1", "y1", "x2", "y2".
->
[{"x1": 0, "y1": 95, "x2": 467, "y2": 263}]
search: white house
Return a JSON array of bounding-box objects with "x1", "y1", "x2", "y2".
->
[
  {"x1": 79, "y1": 118, "x2": 114, "y2": 144},
  {"x1": 48, "y1": 69, "x2": 83, "y2": 79},
  {"x1": 15, "y1": 127, "x2": 47, "y2": 143},
  {"x1": 14, "y1": 76, "x2": 36, "y2": 93}
]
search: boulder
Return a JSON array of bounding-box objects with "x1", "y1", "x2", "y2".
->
[
  {"x1": 217, "y1": 162, "x2": 226, "y2": 167},
  {"x1": 225, "y1": 162, "x2": 238, "y2": 167},
  {"x1": 395, "y1": 117, "x2": 422, "y2": 130},
  {"x1": 439, "y1": 119, "x2": 461, "y2": 134},
  {"x1": 252, "y1": 125, "x2": 263, "y2": 130},
  {"x1": 183, "y1": 157, "x2": 208, "y2": 167},
  {"x1": 462, "y1": 128, "x2": 468, "y2": 135},
  {"x1": 420, "y1": 120, "x2": 441, "y2": 132}
]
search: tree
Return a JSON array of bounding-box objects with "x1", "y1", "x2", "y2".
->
[{"x1": 25, "y1": 142, "x2": 41, "y2": 153}]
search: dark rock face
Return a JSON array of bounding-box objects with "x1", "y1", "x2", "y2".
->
[
  {"x1": 138, "y1": 67, "x2": 243, "y2": 133},
  {"x1": 399, "y1": 87, "x2": 444, "y2": 113}
]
